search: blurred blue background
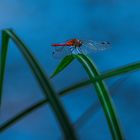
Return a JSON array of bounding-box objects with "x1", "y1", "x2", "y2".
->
[{"x1": 0, "y1": 0, "x2": 140, "y2": 139}]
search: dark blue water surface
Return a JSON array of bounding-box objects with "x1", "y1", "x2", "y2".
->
[{"x1": 0, "y1": 0, "x2": 140, "y2": 140}]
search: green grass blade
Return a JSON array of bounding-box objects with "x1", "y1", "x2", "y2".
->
[
  {"x1": 0, "y1": 79, "x2": 90, "y2": 132},
  {"x1": 0, "y1": 30, "x2": 10, "y2": 106},
  {"x1": 74, "y1": 54, "x2": 124, "y2": 140},
  {"x1": 74, "y1": 76, "x2": 129, "y2": 129},
  {"x1": 60, "y1": 62, "x2": 140, "y2": 94},
  {"x1": 58, "y1": 79, "x2": 91, "y2": 95},
  {"x1": 51, "y1": 55, "x2": 74, "y2": 78},
  {"x1": 100, "y1": 62, "x2": 140, "y2": 80},
  {"x1": 0, "y1": 78, "x2": 89, "y2": 132},
  {"x1": 1, "y1": 58, "x2": 139, "y2": 135},
  {"x1": 0, "y1": 75, "x2": 129, "y2": 132},
  {"x1": 0, "y1": 29, "x2": 78, "y2": 139},
  {"x1": 0, "y1": 99, "x2": 47, "y2": 131},
  {"x1": 2, "y1": 56, "x2": 138, "y2": 135}
]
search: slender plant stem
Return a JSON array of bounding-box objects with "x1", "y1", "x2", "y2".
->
[
  {"x1": 0, "y1": 99, "x2": 47, "y2": 131},
  {"x1": 73, "y1": 76, "x2": 129, "y2": 129},
  {"x1": 74, "y1": 54, "x2": 124, "y2": 140},
  {"x1": 0, "y1": 62, "x2": 139, "y2": 132},
  {"x1": 0, "y1": 31, "x2": 10, "y2": 105},
  {"x1": 60, "y1": 62, "x2": 140, "y2": 94},
  {"x1": 0, "y1": 75, "x2": 127, "y2": 132},
  {"x1": 98, "y1": 62, "x2": 140, "y2": 81},
  {"x1": 0, "y1": 29, "x2": 78, "y2": 140}
]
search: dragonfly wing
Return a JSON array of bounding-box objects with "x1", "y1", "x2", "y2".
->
[
  {"x1": 54, "y1": 46, "x2": 64, "y2": 51},
  {"x1": 82, "y1": 40, "x2": 111, "y2": 53},
  {"x1": 52, "y1": 46, "x2": 72, "y2": 59}
]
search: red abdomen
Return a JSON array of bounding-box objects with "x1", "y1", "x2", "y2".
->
[{"x1": 51, "y1": 44, "x2": 66, "y2": 46}]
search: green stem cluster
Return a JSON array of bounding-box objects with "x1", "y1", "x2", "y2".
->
[{"x1": 1, "y1": 29, "x2": 140, "y2": 140}]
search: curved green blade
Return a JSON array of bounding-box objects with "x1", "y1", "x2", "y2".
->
[
  {"x1": 0, "y1": 30, "x2": 10, "y2": 105},
  {"x1": 51, "y1": 55, "x2": 74, "y2": 78},
  {"x1": 0, "y1": 29, "x2": 78, "y2": 140},
  {"x1": 74, "y1": 54, "x2": 124, "y2": 140}
]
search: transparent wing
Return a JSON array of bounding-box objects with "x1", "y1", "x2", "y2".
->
[
  {"x1": 52, "y1": 46, "x2": 72, "y2": 59},
  {"x1": 81, "y1": 40, "x2": 111, "y2": 54}
]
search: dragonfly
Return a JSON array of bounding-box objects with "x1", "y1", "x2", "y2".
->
[{"x1": 51, "y1": 38, "x2": 111, "y2": 58}]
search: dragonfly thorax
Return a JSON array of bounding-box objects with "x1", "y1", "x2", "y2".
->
[{"x1": 71, "y1": 39, "x2": 82, "y2": 47}]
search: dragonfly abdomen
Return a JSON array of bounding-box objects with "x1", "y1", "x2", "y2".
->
[{"x1": 52, "y1": 44, "x2": 67, "y2": 47}]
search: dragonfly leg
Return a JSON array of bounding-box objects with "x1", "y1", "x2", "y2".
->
[
  {"x1": 69, "y1": 46, "x2": 75, "y2": 54},
  {"x1": 78, "y1": 47, "x2": 83, "y2": 54}
]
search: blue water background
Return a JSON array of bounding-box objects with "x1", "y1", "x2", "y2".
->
[{"x1": 0, "y1": 0, "x2": 140, "y2": 139}]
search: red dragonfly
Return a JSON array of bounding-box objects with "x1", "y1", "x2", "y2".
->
[{"x1": 52, "y1": 39, "x2": 111, "y2": 58}]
